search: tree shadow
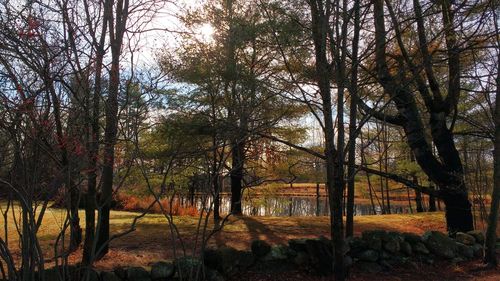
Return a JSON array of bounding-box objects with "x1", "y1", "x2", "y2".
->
[{"x1": 238, "y1": 216, "x2": 283, "y2": 244}]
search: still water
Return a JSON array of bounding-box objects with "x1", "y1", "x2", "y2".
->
[{"x1": 189, "y1": 195, "x2": 412, "y2": 217}]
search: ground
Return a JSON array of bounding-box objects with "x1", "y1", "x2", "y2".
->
[{"x1": 1, "y1": 206, "x2": 499, "y2": 280}]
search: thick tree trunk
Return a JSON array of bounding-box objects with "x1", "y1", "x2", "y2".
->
[
  {"x1": 372, "y1": 0, "x2": 473, "y2": 232},
  {"x1": 230, "y1": 141, "x2": 244, "y2": 215},
  {"x1": 441, "y1": 189, "x2": 474, "y2": 233}
]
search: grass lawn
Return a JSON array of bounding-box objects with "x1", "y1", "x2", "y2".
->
[
  {"x1": 1, "y1": 204, "x2": 449, "y2": 270},
  {"x1": 2, "y1": 205, "x2": 499, "y2": 281}
]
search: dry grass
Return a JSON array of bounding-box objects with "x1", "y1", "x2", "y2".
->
[
  {"x1": 1, "y1": 202, "x2": 498, "y2": 277},
  {"x1": 115, "y1": 194, "x2": 199, "y2": 216},
  {"x1": 1, "y1": 203, "x2": 450, "y2": 271}
]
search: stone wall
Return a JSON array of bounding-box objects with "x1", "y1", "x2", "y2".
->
[{"x1": 23, "y1": 230, "x2": 492, "y2": 281}]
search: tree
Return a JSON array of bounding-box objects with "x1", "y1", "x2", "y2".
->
[
  {"x1": 485, "y1": 0, "x2": 500, "y2": 266},
  {"x1": 368, "y1": 0, "x2": 494, "y2": 233},
  {"x1": 168, "y1": 0, "x2": 308, "y2": 218}
]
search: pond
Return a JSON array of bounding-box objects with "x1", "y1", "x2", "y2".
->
[{"x1": 189, "y1": 195, "x2": 413, "y2": 217}]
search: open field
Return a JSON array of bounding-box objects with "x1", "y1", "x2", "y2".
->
[
  {"x1": 1, "y1": 204, "x2": 499, "y2": 280},
  {"x1": 0, "y1": 205, "x2": 451, "y2": 269}
]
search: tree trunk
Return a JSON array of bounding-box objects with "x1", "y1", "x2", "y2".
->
[
  {"x1": 372, "y1": 0, "x2": 473, "y2": 232},
  {"x1": 82, "y1": 0, "x2": 108, "y2": 264},
  {"x1": 441, "y1": 189, "x2": 474, "y2": 233},
  {"x1": 410, "y1": 155, "x2": 424, "y2": 213},
  {"x1": 309, "y1": 1, "x2": 345, "y2": 278},
  {"x1": 230, "y1": 141, "x2": 244, "y2": 215},
  {"x1": 346, "y1": 0, "x2": 360, "y2": 238},
  {"x1": 428, "y1": 184, "x2": 437, "y2": 212},
  {"x1": 213, "y1": 171, "x2": 221, "y2": 224},
  {"x1": 316, "y1": 183, "x2": 321, "y2": 216},
  {"x1": 95, "y1": 0, "x2": 129, "y2": 258},
  {"x1": 484, "y1": 24, "x2": 500, "y2": 265}
]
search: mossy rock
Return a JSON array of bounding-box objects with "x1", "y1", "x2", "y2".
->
[
  {"x1": 126, "y1": 266, "x2": 150, "y2": 281},
  {"x1": 467, "y1": 230, "x2": 485, "y2": 244},
  {"x1": 251, "y1": 240, "x2": 271, "y2": 258},
  {"x1": 402, "y1": 232, "x2": 423, "y2": 244},
  {"x1": 151, "y1": 261, "x2": 175, "y2": 281},
  {"x1": 101, "y1": 271, "x2": 121, "y2": 281},
  {"x1": 423, "y1": 231, "x2": 457, "y2": 259},
  {"x1": 357, "y1": 261, "x2": 382, "y2": 273},
  {"x1": 455, "y1": 232, "x2": 475, "y2": 245},
  {"x1": 412, "y1": 242, "x2": 430, "y2": 255},
  {"x1": 361, "y1": 230, "x2": 386, "y2": 251},
  {"x1": 400, "y1": 241, "x2": 412, "y2": 256},
  {"x1": 356, "y1": 249, "x2": 379, "y2": 262}
]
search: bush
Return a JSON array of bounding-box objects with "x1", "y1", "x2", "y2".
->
[{"x1": 115, "y1": 194, "x2": 199, "y2": 216}]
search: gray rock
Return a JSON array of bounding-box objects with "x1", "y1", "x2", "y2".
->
[
  {"x1": 236, "y1": 251, "x2": 255, "y2": 270},
  {"x1": 383, "y1": 239, "x2": 400, "y2": 254},
  {"x1": 423, "y1": 257, "x2": 434, "y2": 265},
  {"x1": 386, "y1": 232, "x2": 404, "y2": 243},
  {"x1": 412, "y1": 242, "x2": 430, "y2": 255},
  {"x1": 471, "y1": 243, "x2": 484, "y2": 257},
  {"x1": 305, "y1": 238, "x2": 333, "y2": 276},
  {"x1": 362, "y1": 230, "x2": 386, "y2": 251},
  {"x1": 455, "y1": 232, "x2": 475, "y2": 245},
  {"x1": 402, "y1": 232, "x2": 422, "y2": 244},
  {"x1": 400, "y1": 241, "x2": 412, "y2": 256},
  {"x1": 204, "y1": 247, "x2": 254, "y2": 276},
  {"x1": 357, "y1": 249, "x2": 379, "y2": 262},
  {"x1": 101, "y1": 271, "x2": 121, "y2": 281},
  {"x1": 408, "y1": 261, "x2": 419, "y2": 270},
  {"x1": 456, "y1": 243, "x2": 474, "y2": 260},
  {"x1": 288, "y1": 239, "x2": 308, "y2": 252},
  {"x1": 205, "y1": 268, "x2": 225, "y2": 281},
  {"x1": 349, "y1": 237, "x2": 368, "y2": 255},
  {"x1": 86, "y1": 270, "x2": 100, "y2": 281},
  {"x1": 151, "y1": 261, "x2": 175, "y2": 281},
  {"x1": 467, "y1": 230, "x2": 485, "y2": 244},
  {"x1": 114, "y1": 267, "x2": 128, "y2": 280},
  {"x1": 386, "y1": 256, "x2": 409, "y2": 266},
  {"x1": 423, "y1": 231, "x2": 457, "y2": 259},
  {"x1": 263, "y1": 245, "x2": 290, "y2": 261},
  {"x1": 127, "y1": 266, "x2": 150, "y2": 281},
  {"x1": 379, "y1": 260, "x2": 393, "y2": 271},
  {"x1": 452, "y1": 257, "x2": 466, "y2": 264},
  {"x1": 203, "y1": 248, "x2": 221, "y2": 270},
  {"x1": 357, "y1": 261, "x2": 382, "y2": 273},
  {"x1": 380, "y1": 250, "x2": 391, "y2": 260},
  {"x1": 174, "y1": 257, "x2": 203, "y2": 281},
  {"x1": 344, "y1": 256, "x2": 353, "y2": 268},
  {"x1": 251, "y1": 240, "x2": 271, "y2": 258},
  {"x1": 293, "y1": 251, "x2": 310, "y2": 266}
]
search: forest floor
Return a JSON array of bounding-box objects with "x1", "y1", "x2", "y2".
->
[{"x1": 1, "y1": 206, "x2": 499, "y2": 280}]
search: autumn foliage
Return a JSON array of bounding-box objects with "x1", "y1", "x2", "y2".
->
[{"x1": 115, "y1": 194, "x2": 199, "y2": 216}]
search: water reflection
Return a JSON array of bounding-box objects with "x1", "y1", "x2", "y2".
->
[{"x1": 189, "y1": 195, "x2": 411, "y2": 217}]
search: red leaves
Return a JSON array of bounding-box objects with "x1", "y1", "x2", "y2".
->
[{"x1": 18, "y1": 16, "x2": 41, "y2": 39}]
